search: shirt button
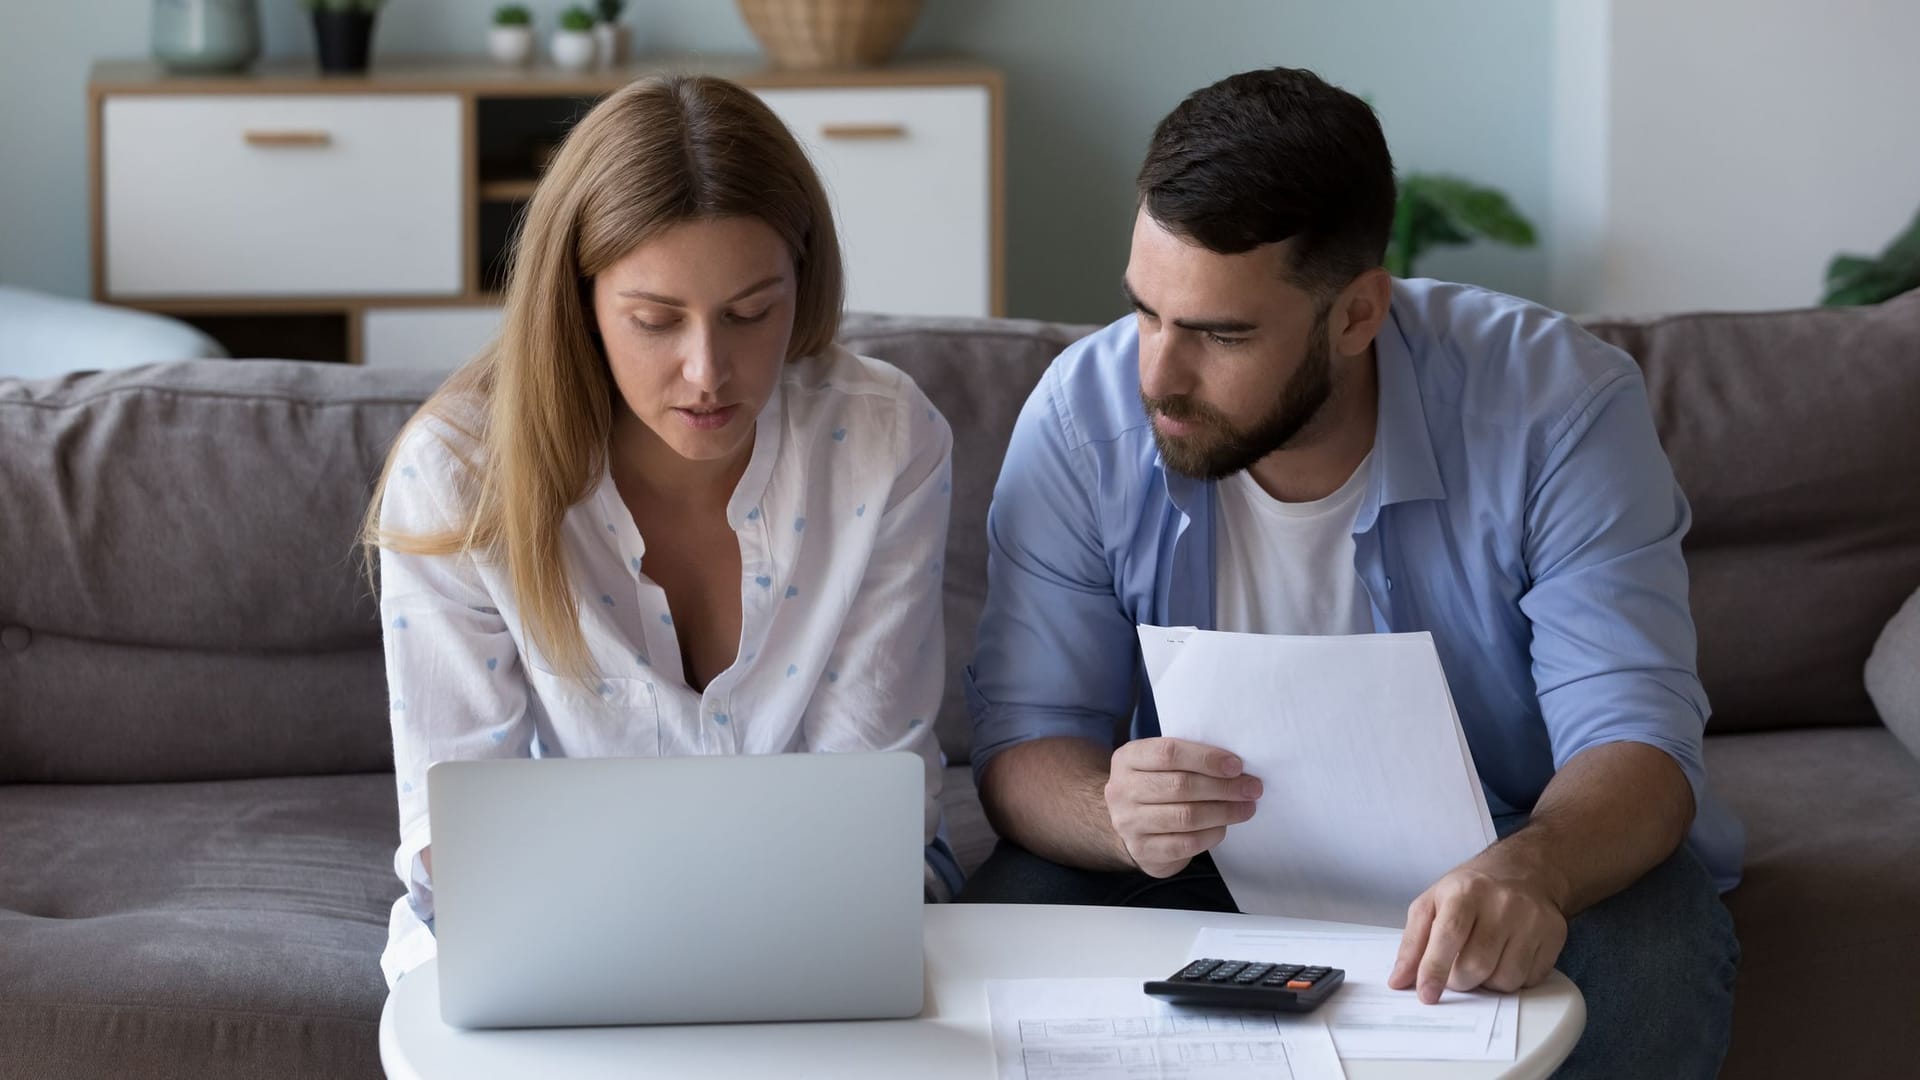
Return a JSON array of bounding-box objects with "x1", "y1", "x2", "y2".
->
[
  {"x1": 1, "y1": 626, "x2": 30, "y2": 653},
  {"x1": 1385, "y1": 577, "x2": 1394, "y2": 592}
]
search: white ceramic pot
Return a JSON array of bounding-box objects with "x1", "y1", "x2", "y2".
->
[
  {"x1": 592, "y1": 22, "x2": 630, "y2": 67},
  {"x1": 487, "y1": 25, "x2": 533, "y2": 67},
  {"x1": 550, "y1": 29, "x2": 596, "y2": 71}
]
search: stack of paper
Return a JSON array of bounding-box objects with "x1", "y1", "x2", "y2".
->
[
  {"x1": 986, "y1": 978, "x2": 1347, "y2": 1080},
  {"x1": 1137, "y1": 628, "x2": 1497, "y2": 928}
]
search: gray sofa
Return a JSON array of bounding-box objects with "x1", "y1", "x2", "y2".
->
[{"x1": 3, "y1": 299, "x2": 1917, "y2": 1078}]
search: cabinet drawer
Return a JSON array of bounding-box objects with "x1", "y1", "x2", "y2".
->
[
  {"x1": 362, "y1": 306, "x2": 502, "y2": 369},
  {"x1": 757, "y1": 87, "x2": 991, "y2": 318},
  {"x1": 104, "y1": 94, "x2": 463, "y2": 298}
]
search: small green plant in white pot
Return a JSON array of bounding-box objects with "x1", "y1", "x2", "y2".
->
[
  {"x1": 489, "y1": 4, "x2": 533, "y2": 67},
  {"x1": 551, "y1": 6, "x2": 597, "y2": 71},
  {"x1": 593, "y1": 0, "x2": 630, "y2": 67}
]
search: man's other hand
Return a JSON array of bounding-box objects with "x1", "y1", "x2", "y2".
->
[{"x1": 1388, "y1": 848, "x2": 1570, "y2": 1003}]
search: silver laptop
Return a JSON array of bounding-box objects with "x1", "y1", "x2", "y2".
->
[{"x1": 426, "y1": 752, "x2": 926, "y2": 1029}]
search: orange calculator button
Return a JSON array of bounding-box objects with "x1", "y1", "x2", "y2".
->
[{"x1": 1286, "y1": 979, "x2": 1313, "y2": 990}]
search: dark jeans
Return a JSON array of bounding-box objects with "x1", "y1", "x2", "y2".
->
[{"x1": 958, "y1": 815, "x2": 1739, "y2": 1079}]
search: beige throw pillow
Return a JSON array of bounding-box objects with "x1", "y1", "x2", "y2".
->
[{"x1": 1866, "y1": 586, "x2": 1920, "y2": 763}]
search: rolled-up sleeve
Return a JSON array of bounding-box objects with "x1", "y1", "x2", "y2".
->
[
  {"x1": 966, "y1": 367, "x2": 1138, "y2": 784},
  {"x1": 1519, "y1": 367, "x2": 1714, "y2": 820}
]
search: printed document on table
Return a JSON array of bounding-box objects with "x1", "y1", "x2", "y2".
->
[
  {"x1": 1189, "y1": 927, "x2": 1516, "y2": 1062},
  {"x1": 1137, "y1": 627, "x2": 1497, "y2": 928},
  {"x1": 986, "y1": 977, "x2": 1345, "y2": 1080}
]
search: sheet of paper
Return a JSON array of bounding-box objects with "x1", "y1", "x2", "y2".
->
[
  {"x1": 1138, "y1": 627, "x2": 1497, "y2": 928},
  {"x1": 987, "y1": 977, "x2": 1346, "y2": 1080},
  {"x1": 1189, "y1": 927, "x2": 1516, "y2": 1062}
]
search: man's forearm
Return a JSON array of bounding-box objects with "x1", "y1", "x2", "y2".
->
[
  {"x1": 977, "y1": 736, "x2": 1136, "y2": 872},
  {"x1": 1495, "y1": 740, "x2": 1695, "y2": 915}
]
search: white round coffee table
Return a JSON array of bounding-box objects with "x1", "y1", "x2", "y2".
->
[{"x1": 382, "y1": 903, "x2": 1584, "y2": 1079}]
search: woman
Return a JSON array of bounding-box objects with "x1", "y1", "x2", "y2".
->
[{"x1": 363, "y1": 75, "x2": 958, "y2": 987}]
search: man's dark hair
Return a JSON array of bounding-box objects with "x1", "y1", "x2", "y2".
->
[{"x1": 1137, "y1": 67, "x2": 1396, "y2": 295}]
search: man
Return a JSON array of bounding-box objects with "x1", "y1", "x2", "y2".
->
[{"x1": 961, "y1": 67, "x2": 1743, "y2": 1077}]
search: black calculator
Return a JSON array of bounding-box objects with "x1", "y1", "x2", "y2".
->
[{"x1": 1143, "y1": 958, "x2": 1345, "y2": 1013}]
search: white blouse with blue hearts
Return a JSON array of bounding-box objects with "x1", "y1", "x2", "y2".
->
[{"x1": 376, "y1": 346, "x2": 955, "y2": 987}]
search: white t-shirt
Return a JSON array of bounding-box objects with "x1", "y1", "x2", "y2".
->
[
  {"x1": 1212, "y1": 455, "x2": 1376, "y2": 637},
  {"x1": 375, "y1": 345, "x2": 954, "y2": 987}
]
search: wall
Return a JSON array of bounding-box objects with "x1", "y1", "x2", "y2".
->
[
  {"x1": 0, "y1": 0, "x2": 1554, "y2": 323},
  {"x1": 1552, "y1": 0, "x2": 1920, "y2": 315}
]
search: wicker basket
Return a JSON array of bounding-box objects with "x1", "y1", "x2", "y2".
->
[{"x1": 736, "y1": 0, "x2": 925, "y2": 70}]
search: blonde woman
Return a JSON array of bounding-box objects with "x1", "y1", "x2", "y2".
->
[{"x1": 364, "y1": 75, "x2": 957, "y2": 987}]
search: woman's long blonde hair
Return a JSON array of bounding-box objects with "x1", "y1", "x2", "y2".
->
[{"x1": 361, "y1": 75, "x2": 844, "y2": 680}]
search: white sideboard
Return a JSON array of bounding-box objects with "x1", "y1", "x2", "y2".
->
[{"x1": 88, "y1": 58, "x2": 1003, "y2": 367}]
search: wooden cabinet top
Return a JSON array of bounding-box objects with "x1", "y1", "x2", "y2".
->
[{"x1": 89, "y1": 56, "x2": 1004, "y2": 96}]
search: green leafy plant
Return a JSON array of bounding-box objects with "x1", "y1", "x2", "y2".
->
[
  {"x1": 558, "y1": 6, "x2": 596, "y2": 32},
  {"x1": 302, "y1": 0, "x2": 383, "y2": 11},
  {"x1": 1385, "y1": 174, "x2": 1537, "y2": 278},
  {"x1": 494, "y1": 4, "x2": 532, "y2": 27},
  {"x1": 1822, "y1": 205, "x2": 1920, "y2": 306},
  {"x1": 595, "y1": 0, "x2": 626, "y2": 22}
]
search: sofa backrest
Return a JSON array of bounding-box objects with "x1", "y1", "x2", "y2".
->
[
  {"x1": 0, "y1": 361, "x2": 444, "y2": 783},
  {"x1": 5, "y1": 298, "x2": 1912, "y2": 782},
  {"x1": 1583, "y1": 290, "x2": 1920, "y2": 733}
]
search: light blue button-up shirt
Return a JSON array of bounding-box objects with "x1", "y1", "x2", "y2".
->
[{"x1": 967, "y1": 278, "x2": 1744, "y2": 892}]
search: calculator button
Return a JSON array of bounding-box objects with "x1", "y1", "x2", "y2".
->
[
  {"x1": 1260, "y1": 973, "x2": 1293, "y2": 986},
  {"x1": 1235, "y1": 964, "x2": 1274, "y2": 983},
  {"x1": 1286, "y1": 979, "x2": 1314, "y2": 990},
  {"x1": 1178, "y1": 959, "x2": 1221, "y2": 980},
  {"x1": 1206, "y1": 962, "x2": 1248, "y2": 982}
]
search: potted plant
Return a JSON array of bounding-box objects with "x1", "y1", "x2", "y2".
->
[
  {"x1": 489, "y1": 4, "x2": 534, "y2": 67},
  {"x1": 593, "y1": 0, "x2": 630, "y2": 67},
  {"x1": 1822, "y1": 205, "x2": 1920, "y2": 306},
  {"x1": 304, "y1": 0, "x2": 383, "y2": 74},
  {"x1": 1384, "y1": 174, "x2": 1537, "y2": 278},
  {"x1": 551, "y1": 6, "x2": 598, "y2": 71}
]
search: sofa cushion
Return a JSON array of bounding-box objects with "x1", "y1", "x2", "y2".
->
[
  {"x1": 1584, "y1": 291, "x2": 1920, "y2": 732},
  {"x1": 1705, "y1": 727, "x2": 1920, "y2": 1080},
  {"x1": 840, "y1": 314, "x2": 1096, "y2": 765},
  {"x1": 1866, "y1": 587, "x2": 1920, "y2": 764},
  {"x1": 0, "y1": 773, "x2": 396, "y2": 1079},
  {"x1": 0, "y1": 362, "x2": 447, "y2": 783}
]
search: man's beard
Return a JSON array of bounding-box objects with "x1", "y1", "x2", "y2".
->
[{"x1": 1141, "y1": 311, "x2": 1334, "y2": 481}]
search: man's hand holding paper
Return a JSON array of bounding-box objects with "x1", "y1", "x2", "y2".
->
[{"x1": 1103, "y1": 737, "x2": 1262, "y2": 878}]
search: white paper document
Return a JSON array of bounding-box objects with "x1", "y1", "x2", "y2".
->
[
  {"x1": 1137, "y1": 627, "x2": 1497, "y2": 928},
  {"x1": 987, "y1": 978, "x2": 1346, "y2": 1080},
  {"x1": 1188, "y1": 927, "x2": 1516, "y2": 1062}
]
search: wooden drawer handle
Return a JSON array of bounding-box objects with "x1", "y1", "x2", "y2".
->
[
  {"x1": 819, "y1": 123, "x2": 908, "y2": 141},
  {"x1": 243, "y1": 130, "x2": 332, "y2": 148}
]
